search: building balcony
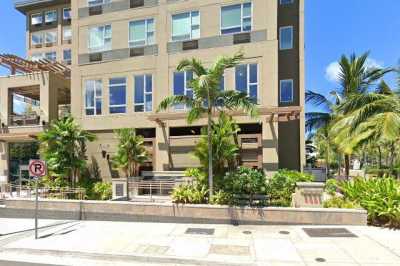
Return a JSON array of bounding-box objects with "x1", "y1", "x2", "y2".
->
[{"x1": 0, "y1": 71, "x2": 70, "y2": 141}]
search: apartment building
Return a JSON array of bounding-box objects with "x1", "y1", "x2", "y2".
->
[{"x1": 0, "y1": 0, "x2": 304, "y2": 182}]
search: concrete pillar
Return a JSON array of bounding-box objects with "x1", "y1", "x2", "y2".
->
[
  {"x1": 155, "y1": 123, "x2": 170, "y2": 171},
  {"x1": 0, "y1": 79, "x2": 8, "y2": 126},
  {"x1": 262, "y1": 119, "x2": 279, "y2": 175},
  {"x1": 0, "y1": 142, "x2": 9, "y2": 183}
]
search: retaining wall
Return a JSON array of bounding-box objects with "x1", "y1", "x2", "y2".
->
[{"x1": 2, "y1": 199, "x2": 367, "y2": 225}]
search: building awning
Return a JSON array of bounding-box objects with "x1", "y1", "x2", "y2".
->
[
  {"x1": 0, "y1": 54, "x2": 70, "y2": 78},
  {"x1": 148, "y1": 106, "x2": 302, "y2": 124}
]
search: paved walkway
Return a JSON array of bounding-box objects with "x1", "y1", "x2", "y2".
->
[{"x1": 0, "y1": 218, "x2": 400, "y2": 266}]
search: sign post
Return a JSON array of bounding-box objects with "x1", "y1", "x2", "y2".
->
[{"x1": 29, "y1": 160, "x2": 47, "y2": 240}]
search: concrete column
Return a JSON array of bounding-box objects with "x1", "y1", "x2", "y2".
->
[
  {"x1": 155, "y1": 123, "x2": 170, "y2": 171},
  {"x1": 262, "y1": 118, "x2": 279, "y2": 175},
  {"x1": 0, "y1": 142, "x2": 9, "y2": 183},
  {"x1": 39, "y1": 74, "x2": 51, "y2": 124}
]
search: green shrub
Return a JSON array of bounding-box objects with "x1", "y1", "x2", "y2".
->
[
  {"x1": 223, "y1": 167, "x2": 267, "y2": 205},
  {"x1": 339, "y1": 177, "x2": 400, "y2": 227},
  {"x1": 266, "y1": 169, "x2": 314, "y2": 207},
  {"x1": 325, "y1": 178, "x2": 339, "y2": 195},
  {"x1": 171, "y1": 184, "x2": 208, "y2": 204},
  {"x1": 184, "y1": 168, "x2": 207, "y2": 187},
  {"x1": 323, "y1": 196, "x2": 360, "y2": 209},
  {"x1": 92, "y1": 182, "x2": 112, "y2": 200},
  {"x1": 40, "y1": 175, "x2": 69, "y2": 188},
  {"x1": 210, "y1": 190, "x2": 233, "y2": 205}
]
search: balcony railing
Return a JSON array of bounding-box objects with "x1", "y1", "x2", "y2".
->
[{"x1": 9, "y1": 114, "x2": 40, "y2": 126}]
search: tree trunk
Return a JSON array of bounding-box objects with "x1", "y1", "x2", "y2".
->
[
  {"x1": 389, "y1": 143, "x2": 395, "y2": 173},
  {"x1": 207, "y1": 109, "x2": 213, "y2": 198},
  {"x1": 344, "y1": 154, "x2": 350, "y2": 180},
  {"x1": 326, "y1": 143, "x2": 330, "y2": 178},
  {"x1": 378, "y1": 146, "x2": 382, "y2": 169}
]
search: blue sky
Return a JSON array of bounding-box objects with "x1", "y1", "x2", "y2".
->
[{"x1": 1, "y1": 0, "x2": 400, "y2": 112}]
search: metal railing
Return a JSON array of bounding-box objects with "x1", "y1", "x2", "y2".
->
[
  {"x1": 9, "y1": 114, "x2": 41, "y2": 126},
  {"x1": 0, "y1": 184, "x2": 85, "y2": 200},
  {"x1": 128, "y1": 179, "x2": 177, "y2": 199}
]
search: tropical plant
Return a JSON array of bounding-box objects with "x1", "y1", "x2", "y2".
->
[
  {"x1": 338, "y1": 177, "x2": 400, "y2": 227},
  {"x1": 157, "y1": 51, "x2": 258, "y2": 197},
  {"x1": 209, "y1": 190, "x2": 233, "y2": 205},
  {"x1": 193, "y1": 113, "x2": 240, "y2": 182},
  {"x1": 323, "y1": 196, "x2": 361, "y2": 209},
  {"x1": 112, "y1": 129, "x2": 148, "y2": 177},
  {"x1": 38, "y1": 116, "x2": 96, "y2": 186},
  {"x1": 92, "y1": 182, "x2": 112, "y2": 200},
  {"x1": 112, "y1": 128, "x2": 148, "y2": 200},
  {"x1": 306, "y1": 52, "x2": 392, "y2": 178},
  {"x1": 325, "y1": 178, "x2": 339, "y2": 195},
  {"x1": 171, "y1": 184, "x2": 208, "y2": 204},
  {"x1": 266, "y1": 169, "x2": 314, "y2": 207},
  {"x1": 223, "y1": 167, "x2": 267, "y2": 205}
]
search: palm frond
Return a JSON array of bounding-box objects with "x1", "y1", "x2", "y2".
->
[
  {"x1": 306, "y1": 90, "x2": 333, "y2": 111},
  {"x1": 177, "y1": 58, "x2": 207, "y2": 76},
  {"x1": 156, "y1": 95, "x2": 194, "y2": 112}
]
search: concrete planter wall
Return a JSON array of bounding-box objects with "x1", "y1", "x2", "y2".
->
[{"x1": 2, "y1": 199, "x2": 367, "y2": 225}]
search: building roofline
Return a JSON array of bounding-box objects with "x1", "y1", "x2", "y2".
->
[{"x1": 14, "y1": 0, "x2": 70, "y2": 14}]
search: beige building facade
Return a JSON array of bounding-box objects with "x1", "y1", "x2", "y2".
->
[{"x1": 1, "y1": 0, "x2": 305, "y2": 182}]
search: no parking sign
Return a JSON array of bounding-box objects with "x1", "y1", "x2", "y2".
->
[
  {"x1": 29, "y1": 160, "x2": 47, "y2": 178},
  {"x1": 28, "y1": 159, "x2": 47, "y2": 240}
]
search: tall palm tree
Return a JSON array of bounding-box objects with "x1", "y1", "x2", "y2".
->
[
  {"x1": 112, "y1": 128, "x2": 148, "y2": 200},
  {"x1": 38, "y1": 116, "x2": 96, "y2": 186},
  {"x1": 307, "y1": 52, "x2": 392, "y2": 178},
  {"x1": 334, "y1": 79, "x2": 400, "y2": 173},
  {"x1": 157, "y1": 51, "x2": 258, "y2": 197}
]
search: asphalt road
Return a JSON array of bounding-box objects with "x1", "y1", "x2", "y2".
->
[{"x1": 0, "y1": 261, "x2": 66, "y2": 266}]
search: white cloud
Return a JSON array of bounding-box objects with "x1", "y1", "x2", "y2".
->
[{"x1": 325, "y1": 58, "x2": 384, "y2": 83}]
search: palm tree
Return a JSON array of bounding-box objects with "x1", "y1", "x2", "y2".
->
[
  {"x1": 306, "y1": 52, "x2": 392, "y2": 178},
  {"x1": 157, "y1": 51, "x2": 258, "y2": 197},
  {"x1": 38, "y1": 116, "x2": 96, "y2": 186},
  {"x1": 334, "y1": 79, "x2": 400, "y2": 174},
  {"x1": 193, "y1": 112, "x2": 240, "y2": 184},
  {"x1": 112, "y1": 128, "x2": 148, "y2": 200}
]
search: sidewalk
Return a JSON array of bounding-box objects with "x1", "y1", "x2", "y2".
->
[{"x1": 0, "y1": 218, "x2": 400, "y2": 266}]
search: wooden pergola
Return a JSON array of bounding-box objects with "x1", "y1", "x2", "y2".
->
[
  {"x1": 0, "y1": 54, "x2": 70, "y2": 78},
  {"x1": 148, "y1": 106, "x2": 303, "y2": 125}
]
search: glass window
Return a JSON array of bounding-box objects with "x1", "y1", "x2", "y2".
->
[
  {"x1": 63, "y1": 49, "x2": 71, "y2": 64},
  {"x1": 85, "y1": 80, "x2": 102, "y2": 116},
  {"x1": 173, "y1": 71, "x2": 193, "y2": 110},
  {"x1": 63, "y1": 26, "x2": 72, "y2": 41},
  {"x1": 45, "y1": 10, "x2": 57, "y2": 23},
  {"x1": 88, "y1": 0, "x2": 111, "y2": 7},
  {"x1": 134, "y1": 74, "x2": 153, "y2": 112},
  {"x1": 129, "y1": 19, "x2": 155, "y2": 47},
  {"x1": 172, "y1": 11, "x2": 200, "y2": 41},
  {"x1": 235, "y1": 64, "x2": 258, "y2": 103},
  {"x1": 31, "y1": 13, "x2": 42, "y2": 25},
  {"x1": 31, "y1": 53, "x2": 44, "y2": 61},
  {"x1": 279, "y1": 26, "x2": 293, "y2": 50},
  {"x1": 45, "y1": 31, "x2": 57, "y2": 44},
  {"x1": 280, "y1": 79, "x2": 293, "y2": 103},
  {"x1": 109, "y1": 77, "x2": 126, "y2": 114},
  {"x1": 221, "y1": 2, "x2": 252, "y2": 35},
  {"x1": 63, "y1": 8, "x2": 71, "y2": 20},
  {"x1": 45, "y1": 51, "x2": 57, "y2": 62},
  {"x1": 280, "y1": 0, "x2": 294, "y2": 5},
  {"x1": 88, "y1": 25, "x2": 112, "y2": 52},
  {"x1": 31, "y1": 32, "x2": 43, "y2": 46}
]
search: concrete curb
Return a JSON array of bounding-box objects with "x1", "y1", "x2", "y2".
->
[{"x1": 0, "y1": 248, "x2": 255, "y2": 266}]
